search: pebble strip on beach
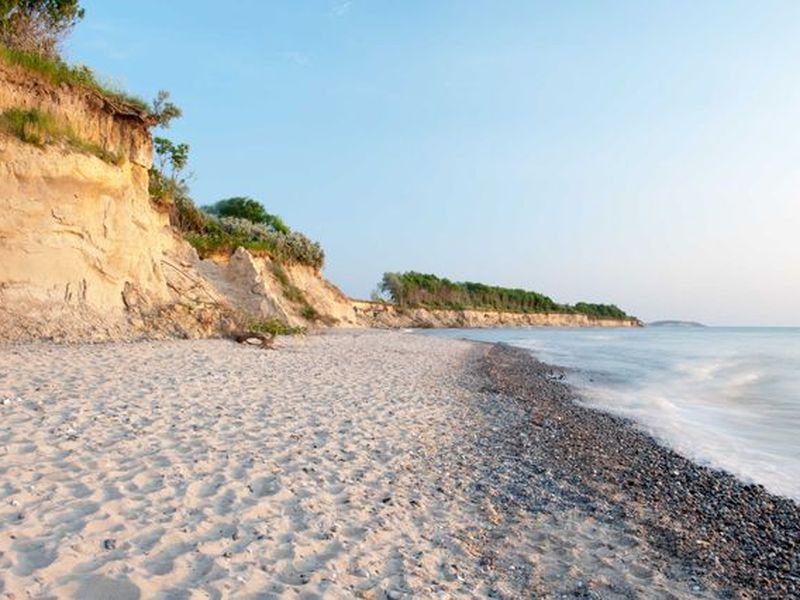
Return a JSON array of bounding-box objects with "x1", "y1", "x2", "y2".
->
[
  {"x1": 0, "y1": 331, "x2": 797, "y2": 598},
  {"x1": 477, "y1": 343, "x2": 800, "y2": 599}
]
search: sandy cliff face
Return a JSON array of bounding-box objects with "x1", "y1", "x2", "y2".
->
[
  {"x1": 0, "y1": 61, "x2": 354, "y2": 341},
  {"x1": 0, "y1": 58, "x2": 182, "y2": 340},
  {"x1": 0, "y1": 60, "x2": 152, "y2": 165},
  {"x1": 0, "y1": 130, "x2": 356, "y2": 340},
  {"x1": 0, "y1": 138, "x2": 175, "y2": 339},
  {"x1": 193, "y1": 249, "x2": 358, "y2": 329},
  {"x1": 352, "y1": 301, "x2": 641, "y2": 329}
]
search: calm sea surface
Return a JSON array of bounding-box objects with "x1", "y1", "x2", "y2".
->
[{"x1": 424, "y1": 326, "x2": 800, "y2": 501}]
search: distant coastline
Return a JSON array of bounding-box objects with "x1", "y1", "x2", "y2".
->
[{"x1": 648, "y1": 320, "x2": 706, "y2": 327}]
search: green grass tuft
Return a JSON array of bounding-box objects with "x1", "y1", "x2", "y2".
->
[
  {"x1": 0, "y1": 107, "x2": 122, "y2": 163},
  {"x1": 301, "y1": 305, "x2": 320, "y2": 321},
  {"x1": 0, "y1": 46, "x2": 149, "y2": 113}
]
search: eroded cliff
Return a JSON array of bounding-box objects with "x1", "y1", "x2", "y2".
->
[
  {"x1": 0, "y1": 59, "x2": 355, "y2": 341},
  {"x1": 352, "y1": 301, "x2": 641, "y2": 329}
]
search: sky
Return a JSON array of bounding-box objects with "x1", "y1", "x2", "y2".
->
[{"x1": 67, "y1": 1, "x2": 800, "y2": 326}]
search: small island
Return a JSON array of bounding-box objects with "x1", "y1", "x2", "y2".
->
[{"x1": 649, "y1": 320, "x2": 707, "y2": 328}]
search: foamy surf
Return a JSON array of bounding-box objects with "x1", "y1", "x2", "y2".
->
[{"x1": 427, "y1": 326, "x2": 800, "y2": 501}]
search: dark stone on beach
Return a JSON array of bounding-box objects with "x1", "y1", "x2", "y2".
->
[{"x1": 102, "y1": 539, "x2": 116, "y2": 551}]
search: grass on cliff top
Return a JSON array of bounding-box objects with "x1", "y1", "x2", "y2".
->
[
  {"x1": 0, "y1": 107, "x2": 121, "y2": 163},
  {"x1": 0, "y1": 46, "x2": 149, "y2": 114}
]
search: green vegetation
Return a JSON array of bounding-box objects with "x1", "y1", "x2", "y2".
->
[
  {"x1": 572, "y1": 302, "x2": 630, "y2": 320},
  {"x1": 0, "y1": 2, "x2": 153, "y2": 112},
  {"x1": 247, "y1": 318, "x2": 306, "y2": 336},
  {"x1": 148, "y1": 134, "x2": 324, "y2": 269},
  {"x1": 149, "y1": 135, "x2": 190, "y2": 205},
  {"x1": 380, "y1": 272, "x2": 631, "y2": 320},
  {"x1": 204, "y1": 197, "x2": 289, "y2": 235},
  {"x1": 178, "y1": 214, "x2": 325, "y2": 269},
  {"x1": 1, "y1": 0, "x2": 84, "y2": 58},
  {"x1": 300, "y1": 305, "x2": 320, "y2": 321},
  {"x1": 0, "y1": 46, "x2": 149, "y2": 112},
  {"x1": 0, "y1": 107, "x2": 120, "y2": 162}
]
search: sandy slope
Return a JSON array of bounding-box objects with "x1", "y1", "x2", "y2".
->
[{"x1": 0, "y1": 331, "x2": 706, "y2": 598}]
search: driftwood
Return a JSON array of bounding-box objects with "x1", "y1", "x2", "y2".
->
[{"x1": 231, "y1": 331, "x2": 276, "y2": 349}]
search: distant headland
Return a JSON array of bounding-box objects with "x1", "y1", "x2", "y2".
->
[{"x1": 648, "y1": 320, "x2": 706, "y2": 328}]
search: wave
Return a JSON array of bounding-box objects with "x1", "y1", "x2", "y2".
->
[{"x1": 429, "y1": 326, "x2": 800, "y2": 501}]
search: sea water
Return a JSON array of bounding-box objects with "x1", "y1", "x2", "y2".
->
[{"x1": 425, "y1": 326, "x2": 800, "y2": 501}]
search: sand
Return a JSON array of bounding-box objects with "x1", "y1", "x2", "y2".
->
[{"x1": 1, "y1": 331, "x2": 721, "y2": 598}]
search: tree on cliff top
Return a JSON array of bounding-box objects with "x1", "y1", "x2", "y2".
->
[{"x1": 0, "y1": 0, "x2": 84, "y2": 58}]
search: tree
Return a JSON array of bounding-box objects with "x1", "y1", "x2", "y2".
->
[
  {"x1": 0, "y1": 0, "x2": 85, "y2": 57},
  {"x1": 203, "y1": 197, "x2": 290, "y2": 234},
  {"x1": 380, "y1": 273, "x2": 405, "y2": 305},
  {"x1": 150, "y1": 90, "x2": 182, "y2": 128},
  {"x1": 149, "y1": 136, "x2": 189, "y2": 205},
  {"x1": 153, "y1": 137, "x2": 189, "y2": 183}
]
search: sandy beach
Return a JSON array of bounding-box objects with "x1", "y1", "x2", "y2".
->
[{"x1": 0, "y1": 331, "x2": 796, "y2": 598}]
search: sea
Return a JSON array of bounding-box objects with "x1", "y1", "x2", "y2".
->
[{"x1": 425, "y1": 326, "x2": 800, "y2": 501}]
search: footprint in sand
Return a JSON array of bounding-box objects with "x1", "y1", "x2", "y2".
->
[
  {"x1": 74, "y1": 575, "x2": 141, "y2": 600},
  {"x1": 214, "y1": 488, "x2": 237, "y2": 515},
  {"x1": 248, "y1": 476, "x2": 281, "y2": 497},
  {"x1": 131, "y1": 527, "x2": 165, "y2": 553},
  {"x1": 12, "y1": 539, "x2": 58, "y2": 576},
  {"x1": 199, "y1": 474, "x2": 226, "y2": 498},
  {"x1": 144, "y1": 542, "x2": 195, "y2": 576}
]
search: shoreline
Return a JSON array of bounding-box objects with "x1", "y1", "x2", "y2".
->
[
  {"x1": 477, "y1": 341, "x2": 799, "y2": 598},
  {"x1": 0, "y1": 331, "x2": 796, "y2": 597}
]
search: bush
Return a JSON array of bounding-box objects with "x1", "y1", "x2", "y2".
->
[
  {"x1": 301, "y1": 305, "x2": 320, "y2": 321},
  {"x1": 247, "y1": 319, "x2": 306, "y2": 336},
  {"x1": 204, "y1": 197, "x2": 289, "y2": 234},
  {"x1": 209, "y1": 216, "x2": 324, "y2": 268},
  {"x1": 160, "y1": 184, "x2": 324, "y2": 269}
]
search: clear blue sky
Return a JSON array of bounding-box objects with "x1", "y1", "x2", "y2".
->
[{"x1": 67, "y1": 1, "x2": 800, "y2": 325}]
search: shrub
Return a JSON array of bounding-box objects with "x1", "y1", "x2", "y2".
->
[
  {"x1": 204, "y1": 197, "x2": 289, "y2": 234},
  {"x1": 209, "y1": 216, "x2": 324, "y2": 269},
  {"x1": 301, "y1": 305, "x2": 320, "y2": 321},
  {"x1": 247, "y1": 319, "x2": 306, "y2": 336}
]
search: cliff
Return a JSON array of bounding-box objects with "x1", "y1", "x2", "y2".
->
[
  {"x1": 0, "y1": 58, "x2": 355, "y2": 341},
  {"x1": 352, "y1": 301, "x2": 641, "y2": 328}
]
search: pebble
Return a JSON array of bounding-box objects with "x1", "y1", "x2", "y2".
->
[{"x1": 480, "y1": 344, "x2": 800, "y2": 599}]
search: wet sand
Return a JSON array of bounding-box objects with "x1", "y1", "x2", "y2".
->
[{"x1": 0, "y1": 331, "x2": 796, "y2": 598}]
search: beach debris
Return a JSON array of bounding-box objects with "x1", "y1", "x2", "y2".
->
[{"x1": 231, "y1": 331, "x2": 276, "y2": 349}]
